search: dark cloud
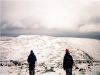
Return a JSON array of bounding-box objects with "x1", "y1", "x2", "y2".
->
[
  {"x1": 54, "y1": 31, "x2": 100, "y2": 40},
  {"x1": 0, "y1": 21, "x2": 46, "y2": 37},
  {"x1": 1, "y1": 22, "x2": 100, "y2": 40}
]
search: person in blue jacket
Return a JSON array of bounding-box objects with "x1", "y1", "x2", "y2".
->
[
  {"x1": 63, "y1": 49, "x2": 73, "y2": 75},
  {"x1": 27, "y1": 50, "x2": 37, "y2": 75}
]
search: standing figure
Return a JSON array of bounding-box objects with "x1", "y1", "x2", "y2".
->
[
  {"x1": 27, "y1": 50, "x2": 37, "y2": 75},
  {"x1": 63, "y1": 49, "x2": 73, "y2": 75}
]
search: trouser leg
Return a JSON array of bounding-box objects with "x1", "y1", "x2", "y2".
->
[
  {"x1": 33, "y1": 68, "x2": 35, "y2": 75},
  {"x1": 32, "y1": 70, "x2": 35, "y2": 75},
  {"x1": 29, "y1": 64, "x2": 35, "y2": 75},
  {"x1": 29, "y1": 70, "x2": 32, "y2": 75},
  {"x1": 66, "y1": 68, "x2": 72, "y2": 75}
]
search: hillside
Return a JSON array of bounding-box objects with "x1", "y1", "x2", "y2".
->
[{"x1": 0, "y1": 35, "x2": 100, "y2": 75}]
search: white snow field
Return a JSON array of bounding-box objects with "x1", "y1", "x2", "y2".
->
[{"x1": 0, "y1": 35, "x2": 100, "y2": 75}]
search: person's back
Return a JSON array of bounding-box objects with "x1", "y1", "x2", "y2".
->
[
  {"x1": 63, "y1": 49, "x2": 73, "y2": 75},
  {"x1": 28, "y1": 52, "x2": 36, "y2": 64},
  {"x1": 27, "y1": 50, "x2": 37, "y2": 75}
]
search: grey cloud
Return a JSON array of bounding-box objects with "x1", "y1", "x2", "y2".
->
[
  {"x1": 77, "y1": 16, "x2": 100, "y2": 32},
  {"x1": 1, "y1": 22, "x2": 100, "y2": 40},
  {"x1": 77, "y1": 2, "x2": 100, "y2": 32},
  {"x1": 1, "y1": 0, "x2": 100, "y2": 39},
  {"x1": 89, "y1": 17, "x2": 100, "y2": 24},
  {"x1": 48, "y1": 31, "x2": 100, "y2": 40},
  {"x1": 0, "y1": 21, "x2": 48, "y2": 36}
]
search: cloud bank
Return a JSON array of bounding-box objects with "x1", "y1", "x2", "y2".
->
[{"x1": 1, "y1": 0, "x2": 100, "y2": 38}]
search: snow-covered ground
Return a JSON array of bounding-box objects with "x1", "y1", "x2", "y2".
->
[{"x1": 0, "y1": 35, "x2": 100, "y2": 75}]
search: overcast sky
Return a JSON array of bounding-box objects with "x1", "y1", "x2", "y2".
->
[{"x1": 1, "y1": 0, "x2": 100, "y2": 38}]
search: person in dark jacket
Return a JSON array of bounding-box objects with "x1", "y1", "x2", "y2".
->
[
  {"x1": 63, "y1": 49, "x2": 73, "y2": 75},
  {"x1": 27, "y1": 50, "x2": 37, "y2": 75}
]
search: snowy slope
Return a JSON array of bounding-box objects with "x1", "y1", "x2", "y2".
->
[
  {"x1": 0, "y1": 35, "x2": 100, "y2": 75},
  {"x1": 0, "y1": 35, "x2": 100, "y2": 61}
]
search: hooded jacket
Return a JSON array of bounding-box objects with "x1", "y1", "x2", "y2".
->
[
  {"x1": 27, "y1": 52, "x2": 37, "y2": 65},
  {"x1": 63, "y1": 52, "x2": 73, "y2": 69}
]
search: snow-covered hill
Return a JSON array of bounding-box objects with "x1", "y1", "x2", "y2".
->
[
  {"x1": 0, "y1": 35, "x2": 100, "y2": 75},
  {"x1": 0, "y1": 35, "x2": 100, "y2": 61}
]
